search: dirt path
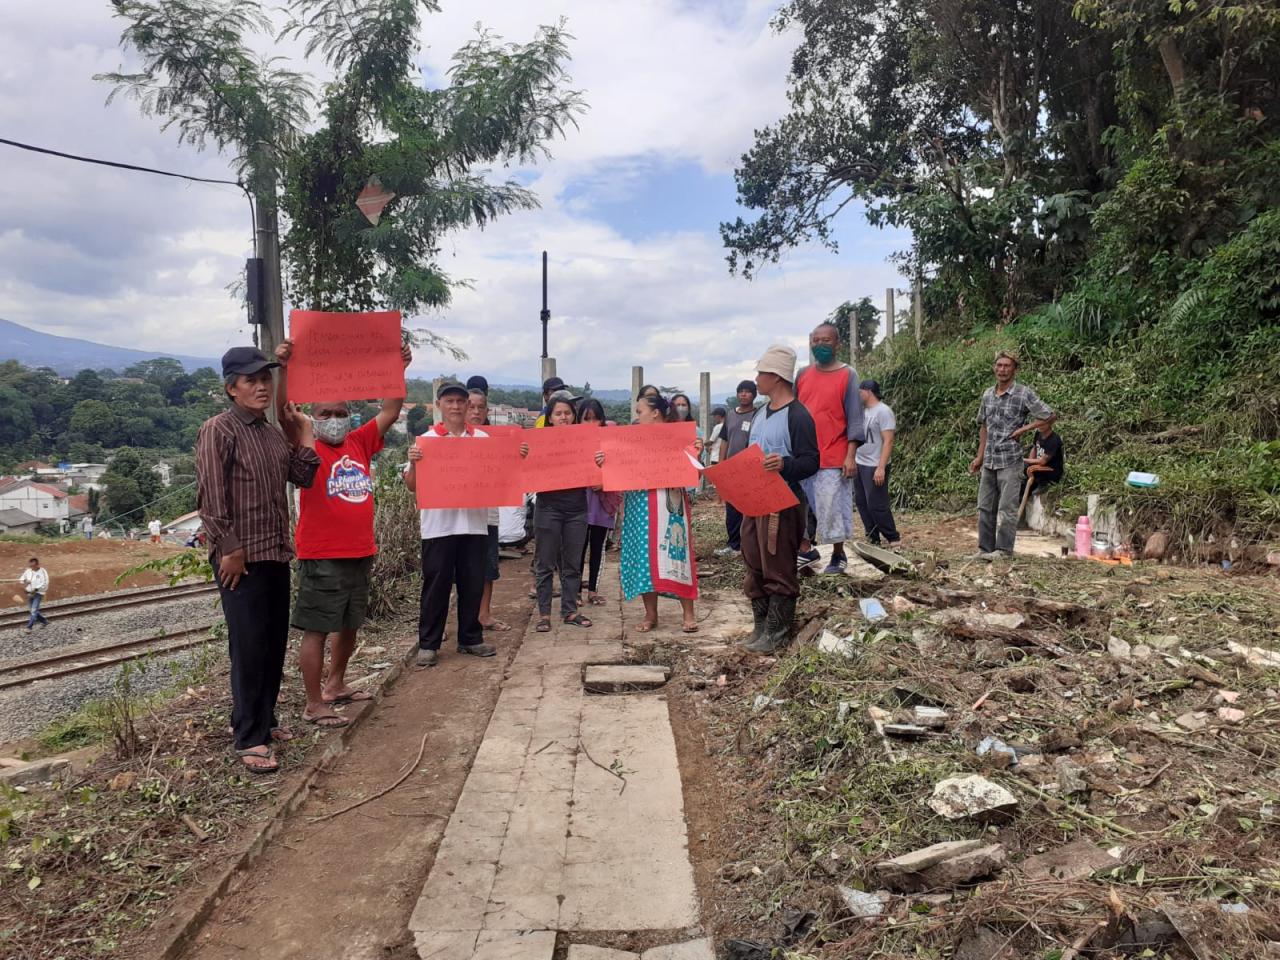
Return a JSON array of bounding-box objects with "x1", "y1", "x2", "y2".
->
[
  {"x1": 0, "y1": 538, "x2": 183, "y2": 602},
  {"x1": 162, "y1": 572, "x2": 534, "y2": 960}
]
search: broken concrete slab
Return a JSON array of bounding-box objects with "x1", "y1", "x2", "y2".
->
[
  {"x1": 0, "y1": 757, "x2": 70, "y2": 787},
  {"x1": 836, "y1": 885, "x2": 888, "y2": 918},
  {"x1": 873, "y1": 839, "x2": 1006, "y2": 891},
  {"x1": 912, "y1": 706, "x2": 949, "y2": 729},
  {"x1": 568, "y1": 947, "x2": 636, "y2": 960},
  {"x1": 640, "y1": 940, "x2": 716, "y2": 960},
  {"x1": 928, "y1": 774, "x2": 1018, "y2": 821},
  {"x1": 583, "y1": 664, "x2": 670, "y2": 693},
  {"x1": 1228, "y1": 641, "x2": 1280, "y2": 669},
  {"x1": 817, "y1": 630, "x2": 856, "y2": 657},
  {"x1": 1019, "y1": 839, "x2": 1120, "y2": 881}
]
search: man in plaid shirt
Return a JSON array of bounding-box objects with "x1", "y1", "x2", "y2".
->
[{"x1": 969, "y1": 350, "x2": 1056, "y2": 559}]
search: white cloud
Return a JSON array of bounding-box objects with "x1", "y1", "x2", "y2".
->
[{"x1": 1, "y1": 0, "x2": 909, "y2": 390}]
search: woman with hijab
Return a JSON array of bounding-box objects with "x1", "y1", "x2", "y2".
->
[{"x1": 598, "y1": 393, "x2": 702, "y2": 633}]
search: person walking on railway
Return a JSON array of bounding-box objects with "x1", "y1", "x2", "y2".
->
[
  {"x1": 196, "y1": 347, "x2": 320, "y2": 774},
  {"x1": 148, "y1": 518, "x2": 162, "y2": 544},
  {"x1": 404, "y1": 380, "x2": 497, "y2": 667},
  {"x1": 853, "y1": 380, "x2": 901, "y2": 548},
  {"x1": 603, "y1": 393, "x2": 703, "y2": 633},
  {"x1": 271, "y1": 337, "x2": 411, "y2": 728},
  {"x1": 740, "y1": 346, "x2": 820, "y2": 654},
  {"x1": 81, "y1": 515, "x2": 93, "y2": 540},
  {"x1": 969, "y1": 350, "x2": 1056, "y2": 560},
  {"x1": 467, "y1": 387, "x2": 512, "y2": 635},
  {"x1": 795, "y1": 321, "x2": 865, "y2": 574},
  {"x1": 715, "y1": 380, "x2": 758, "y2": 557},
  {"x1": 20, "y1": 557, "x2": 49, "y2": 630}
]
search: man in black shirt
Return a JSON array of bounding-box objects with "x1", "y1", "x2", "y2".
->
[
  {"x1": 1024, "y1": 422, "x2": 1064, "y2": 492},
  {"x1": 715, "y1": 380, "x2": 759, "y2": 556}
]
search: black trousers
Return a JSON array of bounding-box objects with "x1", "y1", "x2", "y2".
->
[
  {"x1": 419, "y1": 535, "x2": 487, "y2": 651},
  {"x1": 580, "y1": 523, "x2": 609, "y2": 593},
  {"x1": 854, "y1": 464, "x2": 900, "y2": 544},
  {"x1": 724, "y1": 502, "x2": 743, "y2": 551},
  {"x1": 219, "y1": 560, "x2": 291, "y2": 751}
]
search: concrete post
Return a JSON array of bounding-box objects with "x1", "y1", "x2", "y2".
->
[
  {"x1": 885, "y1": 287, "x2": 895, "y2": 343},
  {"x1": 430, "y1": 377, "x2": 442, "y2": 424},
  {"x1": 630, "y1": 366, "x2": 644, "y2": 423},
  {"x1": 913, "y1": 275, "x2": 924, "y2": 347},
  {"x1": 540, "y1": 356, "x2": 557, "y2": 387}
]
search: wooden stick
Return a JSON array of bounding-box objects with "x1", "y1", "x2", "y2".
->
[
  {"x1": 1017, "y1": 475, "x2": 1036, "y2": 524},
  {"x1": 308, "y1": 730, "x2": 429, "y2": 824}
]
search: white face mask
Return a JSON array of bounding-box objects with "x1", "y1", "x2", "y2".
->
[
  {"x1": 674, "y1": 405, "x2": 690, "y2": 420},
  {"x1": 313, "y1": 415, "x2": 352, "y2": 445}
]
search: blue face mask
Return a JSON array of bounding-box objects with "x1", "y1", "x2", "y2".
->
[{"x1": 812, "y1": 344, "x2": 836, "y2": 364}]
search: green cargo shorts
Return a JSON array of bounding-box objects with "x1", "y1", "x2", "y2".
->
[{"x1": 291, "y1": 556, "x2": 374, "y2": 633}]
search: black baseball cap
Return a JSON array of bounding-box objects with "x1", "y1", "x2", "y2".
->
[
  {"x1": 859, "y1": 378, "x2": 882, "y2": 399},
  {"x1": 466, "y1": 375, "x2": 489, "y2": 394},
  {"x1": 436, "y1": 379, "x2": 469, "y2": 400},
  {"x1": 736, "y1": 379, "x2": 758, "y2": 395},
  {"x1": 542, "y1": 376, "x2": 565, "y2": 394},
  {"x1": 712, "y1": 406, "x2": 727, "y2": 417},
  {"x1": 221, "y1": 346, "x2": 278, "y2": 378}
]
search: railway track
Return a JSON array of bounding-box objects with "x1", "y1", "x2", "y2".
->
[
  {"x1": 0, "y1": 581, "x2": 219, "y2": 630},
  {"x1": 0, "y1": 624, "x2": 221, "y2": 691}
]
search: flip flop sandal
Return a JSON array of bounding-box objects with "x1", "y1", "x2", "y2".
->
[
  {"x1": 564, "y1": 614, "x2": 592, "y2": 628},
  {"x1": 304, "y1": 712, "x2": 350, "y2": 728},
  {"x1": 588, "y1": 595, "x2": 608, "y2": 606},
  {"x1": 270, "y1": 727, "x2": 296, "y2": 742},
  {"x1": 481, "y1": 619, "x2": 513, "y2": 632},
  {"x1": 322, "y1": 690, "x2": 373, "y2": 705},
  {"x1": 234, "y1": 747, "x2": 279, "y2": 774},
  {"x1": 635, "y1": 621, "x2": 656, "y2": 633},
  {"x1": 682, "y1": 624, "x2": 700, "y2": 634},
  {"x1": 536, "y1": 618, "x2": 552, "y2": 632}
]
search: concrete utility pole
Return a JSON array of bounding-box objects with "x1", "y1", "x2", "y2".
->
[
  {"x1": 913, "y1": 275, "x2": 924, "y2": 347},
  {"x1": 630, "y1": 366, "x2": 644, "y2": 423},
  {"x1": 885, "y1": 287, "x2": 896, "y2": 343}
]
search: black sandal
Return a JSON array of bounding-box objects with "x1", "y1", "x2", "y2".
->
[
  {"x1": 563, "y1": 613, "x2": 592, "y2": 628},
  {"x1": 536, "y1": 618, "x2": 552, "y2": 632}
]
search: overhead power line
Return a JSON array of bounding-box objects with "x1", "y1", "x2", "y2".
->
[{"x1": 0, "y1": 134, "x2": 256, "y2": 241}]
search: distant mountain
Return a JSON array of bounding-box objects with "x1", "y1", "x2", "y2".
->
[{"x1": 0, "y1": 318, "x2": 216, "y2": 376}]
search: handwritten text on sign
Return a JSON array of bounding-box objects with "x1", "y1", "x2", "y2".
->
[
  {"x1": 521, "y1": 424, "x2": 604, "y2": 493},
  {"x1": 599, "y1": 422, "x2": 698, "y2": 492},
  {"x1": 288, "y1": 310, "x2": 405, "y2": 403},
  {"x1": 703, "y1": 445, "x2": 799, "y2": 517},
  {"x1": 414, "y1": 434, "x2": 524, "y2": 509}
]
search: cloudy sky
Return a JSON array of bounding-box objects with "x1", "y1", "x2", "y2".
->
[{"x1": 0, "y1": 0, "x2": 909, "y2": 397}]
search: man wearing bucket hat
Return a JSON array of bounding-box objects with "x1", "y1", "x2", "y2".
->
[
  {"x1": 740, "y1": 345, "x2": 820, "y2": 654},
  {"x1": 196, "y1": 346, "x2": 321, "y2": 774}
]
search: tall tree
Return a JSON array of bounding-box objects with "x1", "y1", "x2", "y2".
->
[
  {"x1": 828, "y1": 298, "x2": 878, "y2": 362},
  {"x1": 101, "y1": 0, "x2": 583, "y2": 349}
]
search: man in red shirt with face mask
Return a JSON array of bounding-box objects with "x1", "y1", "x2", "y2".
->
[{"x1": 274, "y1": 337, "x2": 411, "y2": 728}]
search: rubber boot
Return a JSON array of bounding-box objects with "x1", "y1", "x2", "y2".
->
[
  {"x1": 747, "y1": 599, "x2": 783, "y2": 660},
  {"x1": 741, "y1": 596, "x2": 770, "y2": 649},
  {"x1": 760, "y1": 595, "x2": 796, "y2": 653}
]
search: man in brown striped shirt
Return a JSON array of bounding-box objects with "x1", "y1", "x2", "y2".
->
[{"x1": 196, "y1": 346, "x2": 321, "y2": 774}]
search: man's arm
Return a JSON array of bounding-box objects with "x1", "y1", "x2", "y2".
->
[
  {"x1": 1010, "y1": 388, "x2": 1056, "y2": 440},
  {"x1": 273, "y1": 339, "x2": 302, "y2": 446},
  {"x1": 970, "y1": 423, "x2": 988, "y2": 475},
  {"x1": 780, "y1": 407, "x2": 821, "y2": 484},
  {"x1": 375, "y1": 343, "x2": 413, "y2": 435},
  {"x1": 195, "y1": 420, "x2": 241, "y2": 556}
]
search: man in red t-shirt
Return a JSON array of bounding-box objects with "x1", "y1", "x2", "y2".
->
[
  {"x1": 795, "y1": 321, "x2": 865, "y2": 574},
  {"x1": 274, "y1": 338, "x2": 411, "y2": 727}
]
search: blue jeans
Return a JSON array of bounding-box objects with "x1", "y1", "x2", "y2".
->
[{"x1": 27, "y1": 593, "x2": 48, "y2": 628}]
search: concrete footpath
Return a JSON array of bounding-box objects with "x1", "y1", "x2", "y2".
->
[{"x1": 410, "y1": 575, "x2": 712, "y2": 960}]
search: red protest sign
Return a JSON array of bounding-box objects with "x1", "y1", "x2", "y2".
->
[
  {"x1": 703, "y1": 445, "x2": 799, "y2": 517},
  {"x1": 287, "y1": 310, "x2": 406, "y2": 403},
  {"x1": 599, "y1": 422, "x2": 699, "y2": 492},
  {"x1": 479, "y1": 424, "x2": 526, "y2": 438},
  {"x1": 414, "y1": 434, "x2": 523, "y2": 509},
  {"x1": 521, "y1": 424, "x2": 604, "y2": 493}
]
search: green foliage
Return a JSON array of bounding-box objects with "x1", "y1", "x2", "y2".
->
[
  {"x1": 827, "y1": 297, "x2": 879, "y2": 361},
  {"x1": 101, "y1": 448, "x2": 166, "y2": 527}
]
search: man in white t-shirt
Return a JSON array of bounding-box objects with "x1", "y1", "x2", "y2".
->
[
  {"x1": 148, "y1": 518, "x2": 162, "y2": 543},
  {"x1": 20, "y1": 557, "x2": 50, "y2": 630},
  {"x1": 404, "y1": 380, "x2": 497, "y2": 667},
  {"x1": 853, "y1": 379, "x2": 901, "y2": 547}
]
